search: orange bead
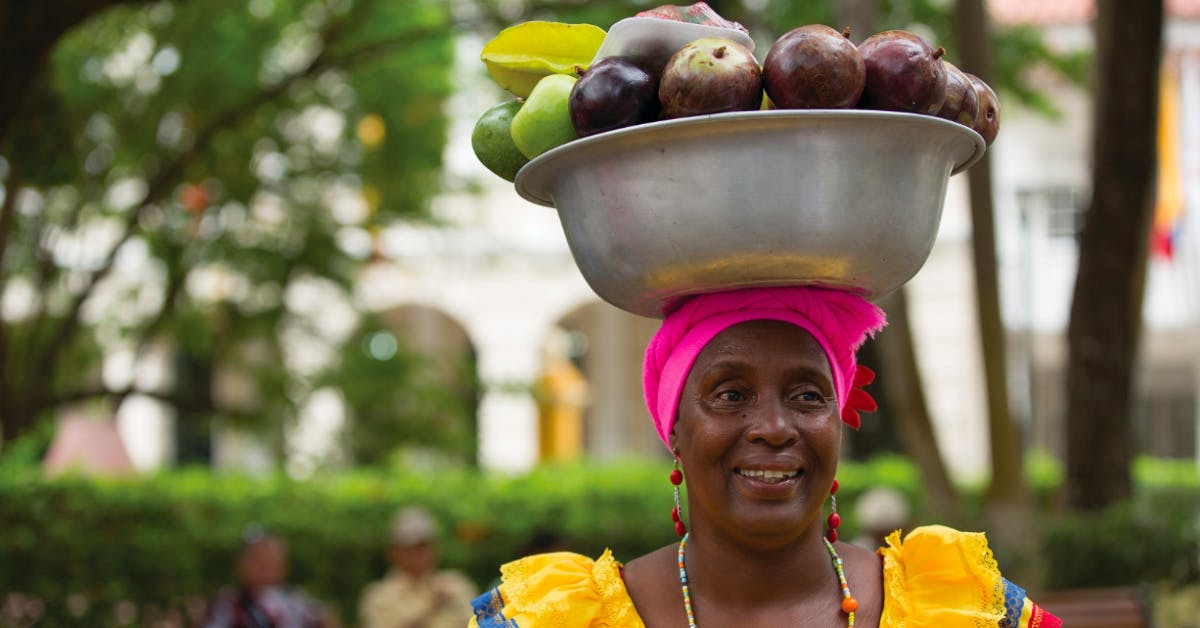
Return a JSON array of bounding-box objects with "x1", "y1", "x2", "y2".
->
[{"x1": 842, "y1": 597, "x2": 859, "y2": 613}]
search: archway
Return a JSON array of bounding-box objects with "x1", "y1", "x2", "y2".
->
[
  {"x1": 552, "y1": 300, "x2": 664, "y2": 460},
  {"x1": 336, "y1": 304, "x2": 480, "y2": 466}
]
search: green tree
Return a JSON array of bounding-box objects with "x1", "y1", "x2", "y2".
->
[{"x1": 0, "y1": 0, "x2": 456, "y2": 452}]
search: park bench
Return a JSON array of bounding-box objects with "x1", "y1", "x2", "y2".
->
[{"x1": 1035, "y1": 587, "x2": 1152, "y2": 628}]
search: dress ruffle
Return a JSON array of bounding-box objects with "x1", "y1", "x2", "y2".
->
[
  {"x1": 879, "y1": 524, "x2": 1038, "y2": 627},
  {"x1": 470, "y1": 550, "x2": 643, "y2": 627}
]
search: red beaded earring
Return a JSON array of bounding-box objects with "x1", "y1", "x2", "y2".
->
[
  {"x1": 826, "y1": 479, "x2": 842, "y2": 542},
  {"x1": 670, "y1": 455, "x2": 686, "y2": 537}
]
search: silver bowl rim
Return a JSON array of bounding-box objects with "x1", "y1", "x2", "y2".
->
[{"x1": 514, "y1": 109, "x2": 986, "y2": 208}]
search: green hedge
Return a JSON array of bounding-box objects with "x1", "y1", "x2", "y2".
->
[{"x1": 0, "y1": 456, "x2": 1196, "y2": 626}]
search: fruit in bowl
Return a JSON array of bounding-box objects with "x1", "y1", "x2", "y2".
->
[
  {"x1": 471, "y1": 100, "x2": 529, "y2": 182},
  {"x1": 763, "y1": 25, "x2": 865, "y2": 109},
  {"x1": 966, "y1": 73, "x2": 1001, "y2": 146},
  {"x1": 658, "y1": 37, "x2": 762, "y2": 118},
  {"x1": 511, "y1": 74, "x2": 579, "y2": 159},
  {"x1": 934, "y1": 61, "x2": 979, "y2": 127},
  {"x1": 569, "y1": 57, "x2": 661, "y2": 137},
  {"x1": 858, "y1": 30, "x2": 948, "y2": 114},
  {"x1": 472, "y1": 3, "x2": 1004, "y2": 183}
]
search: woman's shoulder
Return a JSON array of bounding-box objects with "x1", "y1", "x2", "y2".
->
[
  {"x1": 469, "y1": 550, "x2": 645, "y2": 628},
  {"x1": 879, "y1": 524, "x2": 1061, "y2": 628}
]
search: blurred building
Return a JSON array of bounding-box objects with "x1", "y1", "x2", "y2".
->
[{"x1": 990, "y1": 0, "x2": 1200, "y2": 463}]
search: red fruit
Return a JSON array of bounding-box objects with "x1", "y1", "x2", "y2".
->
[
  {"x1": 965, "y1": 72, "x2": 1001, "y2": 146},
  {"x1": 935, "y1": 61, "x2": 980, "y2": 128},
  {"x1": 858, "y1": 30, "x2": 947, "y2": 114},
  {"x1": 658, "y1": 37, "x2": 762, "y2": 119},
  {"x1": 763, "y1": 25, "x2": 865, "y2": 109}
]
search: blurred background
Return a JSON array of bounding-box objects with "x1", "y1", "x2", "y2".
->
[{"x1": 0, "y1": 0, "x2": 1197, "y2": 626}]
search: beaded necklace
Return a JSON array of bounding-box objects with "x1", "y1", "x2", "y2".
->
[{"x1": 676, "y1": 533, "x2": 857, "y2": 627}]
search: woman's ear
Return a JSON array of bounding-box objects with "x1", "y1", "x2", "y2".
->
[{"x1": 669, "y1": 429, "x2": 679, "y2": 453}]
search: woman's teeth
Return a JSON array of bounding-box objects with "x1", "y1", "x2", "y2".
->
[{"x1": 736, "y1": 469, "x2": 798, "y2": 483}]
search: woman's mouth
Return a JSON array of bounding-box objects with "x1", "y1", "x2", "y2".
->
[{"x1": 735, "y1": 468, "x2": 800, "y2": 484}]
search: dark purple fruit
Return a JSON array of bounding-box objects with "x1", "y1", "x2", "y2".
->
[
  {"x1": 658, "y1": 37, "x2": 762, "y2": 119},
  {"x1": 858, "y1": 30, "x2": 947, "y2": 114},
  {"x1": 763, "y1": 25, "x2": 865, "y2": 109},
  {"x1": 965, "y1": 73, "x2": 1000, "y2": 146},
  {"x1": 569, "y1": 57, "x2": 660, "y2": 137},
  {"x1": 935, "y1": 61, "x2": 979, "y2": 127}
]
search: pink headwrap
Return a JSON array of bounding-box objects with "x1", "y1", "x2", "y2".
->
[{"x1": 642, "y1": 286, "x2": 887, "y2": 449}]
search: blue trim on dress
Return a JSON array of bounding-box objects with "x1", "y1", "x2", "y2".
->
[
  {"x1": 472, "y1": 588, "x2": 518, "y2": 628},
  {"x1": 1001, "y1": 577, "x2": 1028, "y2": 628}
]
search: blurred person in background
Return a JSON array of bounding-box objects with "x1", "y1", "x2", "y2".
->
[
  {"x1": 358, "y1": 506, "x2": 476, "y2": 628},
  {"x1": 851, "y1": 487, "x2": 912, "y2": 550},
  {"x1": 202, "y1": 525, "x2": 338, "y2": 628}
]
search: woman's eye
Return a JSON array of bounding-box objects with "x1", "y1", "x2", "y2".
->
[
  {"x1": 715, "y1": 389, "x2": 746, "y2": 403},
  {"x1": 790, "y1": 390, "x2": 829, "y2": 409}
]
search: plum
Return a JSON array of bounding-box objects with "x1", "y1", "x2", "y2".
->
[
  {"x1": 934, "y1": 61, "x2": 979, "y2": 128},
  {"x1": 965, "y1": 72, "x2": 1000, "y2": 146},
  {"x1": 858, "y1": 30, "x2": 947, "y2": 114},
  {"x1": 763, "y1": 25, "x2": 865, "y2": 109},
  {"x1": 658, "y1": 37, "x2": 761, "y2": 118},
  {"x1": 569, "y1": 57, "x2": 660, "y2": 137}
]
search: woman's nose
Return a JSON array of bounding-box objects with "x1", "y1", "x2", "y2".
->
[{"x1": 745, "y1": 397, "x2": 799, "y2": 446}]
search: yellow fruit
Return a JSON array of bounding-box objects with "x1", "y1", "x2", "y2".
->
[
  {"x1": 481, "y1": 21, "x2": 606, "y2": 98},
  {"x1": 471, "y1": 100, "x2": 529, "y2": 182},
  {"x1": 510, "y1": 74, "x2": 578, "y2": 159}
]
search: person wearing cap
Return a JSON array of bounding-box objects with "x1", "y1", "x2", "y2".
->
[
  {"x1": 358, "y1": 507, "x2": 476, "y2": 628},
  {"x1": 469, "y1": 286, "x2": 1060, "y2": 627}
]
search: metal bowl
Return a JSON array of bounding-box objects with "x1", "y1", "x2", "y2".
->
[{"x1": 515, "y1": 110, "x2": 985, "y2": 318}]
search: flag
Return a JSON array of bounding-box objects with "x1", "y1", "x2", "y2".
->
[{"x1": 1152, "y1": 58, "x2": 1184, "y2": 260}]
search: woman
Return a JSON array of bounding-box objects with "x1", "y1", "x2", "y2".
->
[{"x1": 470, "y1": 286, "x2": 1060, "y2": 627}]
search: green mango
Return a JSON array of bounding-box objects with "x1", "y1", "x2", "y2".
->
[{"x1": 471, "y1": 100, "x2": 529, "y2": 182}]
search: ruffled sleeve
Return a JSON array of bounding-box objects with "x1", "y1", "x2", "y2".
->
[
  {"x1": 469, "y1": 550, "x2": 644, "y2": 628},
  {"x1": 879, "y1": 525, "x2": 1061, "y2": 628}
]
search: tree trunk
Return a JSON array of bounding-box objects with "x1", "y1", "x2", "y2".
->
[
  {"x1": 833, "y1": 0, "x2": 878, "y2": 44},
  {"x1": 954, "y1": 0, "x2": 1028, "y2": 508},
  {"x1": 0, "y1": 1, "x2": 152, "y2": 448},
  {"x1": 875, "y1": 290, "x2": 961, "y2": 515},
  {"x1": 0, "y1": 1, "x2": 152, "y2": 151},
  {"x1": 1064, "y1": 0, "x2": 1163, "y2": 511}
]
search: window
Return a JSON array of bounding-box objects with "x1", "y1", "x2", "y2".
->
[{"x1": 1017, "y1": 184, "x2": 1089, "y2": 240}]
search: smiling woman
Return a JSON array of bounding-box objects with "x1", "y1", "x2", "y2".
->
[{"x1": 469, "y1": 286, "x2": 1061, "y2": 628}]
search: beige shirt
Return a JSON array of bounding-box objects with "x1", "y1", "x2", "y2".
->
[{"x1": 358, "y1": 569, "x2": 476, "y2": 628}]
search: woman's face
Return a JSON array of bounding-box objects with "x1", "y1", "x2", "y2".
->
[{"x1": 671, "y1": 319, "x2": 841, "y2": 542}]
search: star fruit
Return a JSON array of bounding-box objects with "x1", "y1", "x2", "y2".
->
[{"x1": 481, "y1": 21, "x2": 606, "y2": 98}]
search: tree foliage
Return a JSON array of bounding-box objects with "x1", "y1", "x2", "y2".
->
[{"x1": 0, "y1": 0, "x2": 455, "y2": 453}]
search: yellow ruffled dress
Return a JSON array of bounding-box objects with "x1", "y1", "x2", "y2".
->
[{"x1": 469, "y1": 525, "x2": 1061, "y2": 627}]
